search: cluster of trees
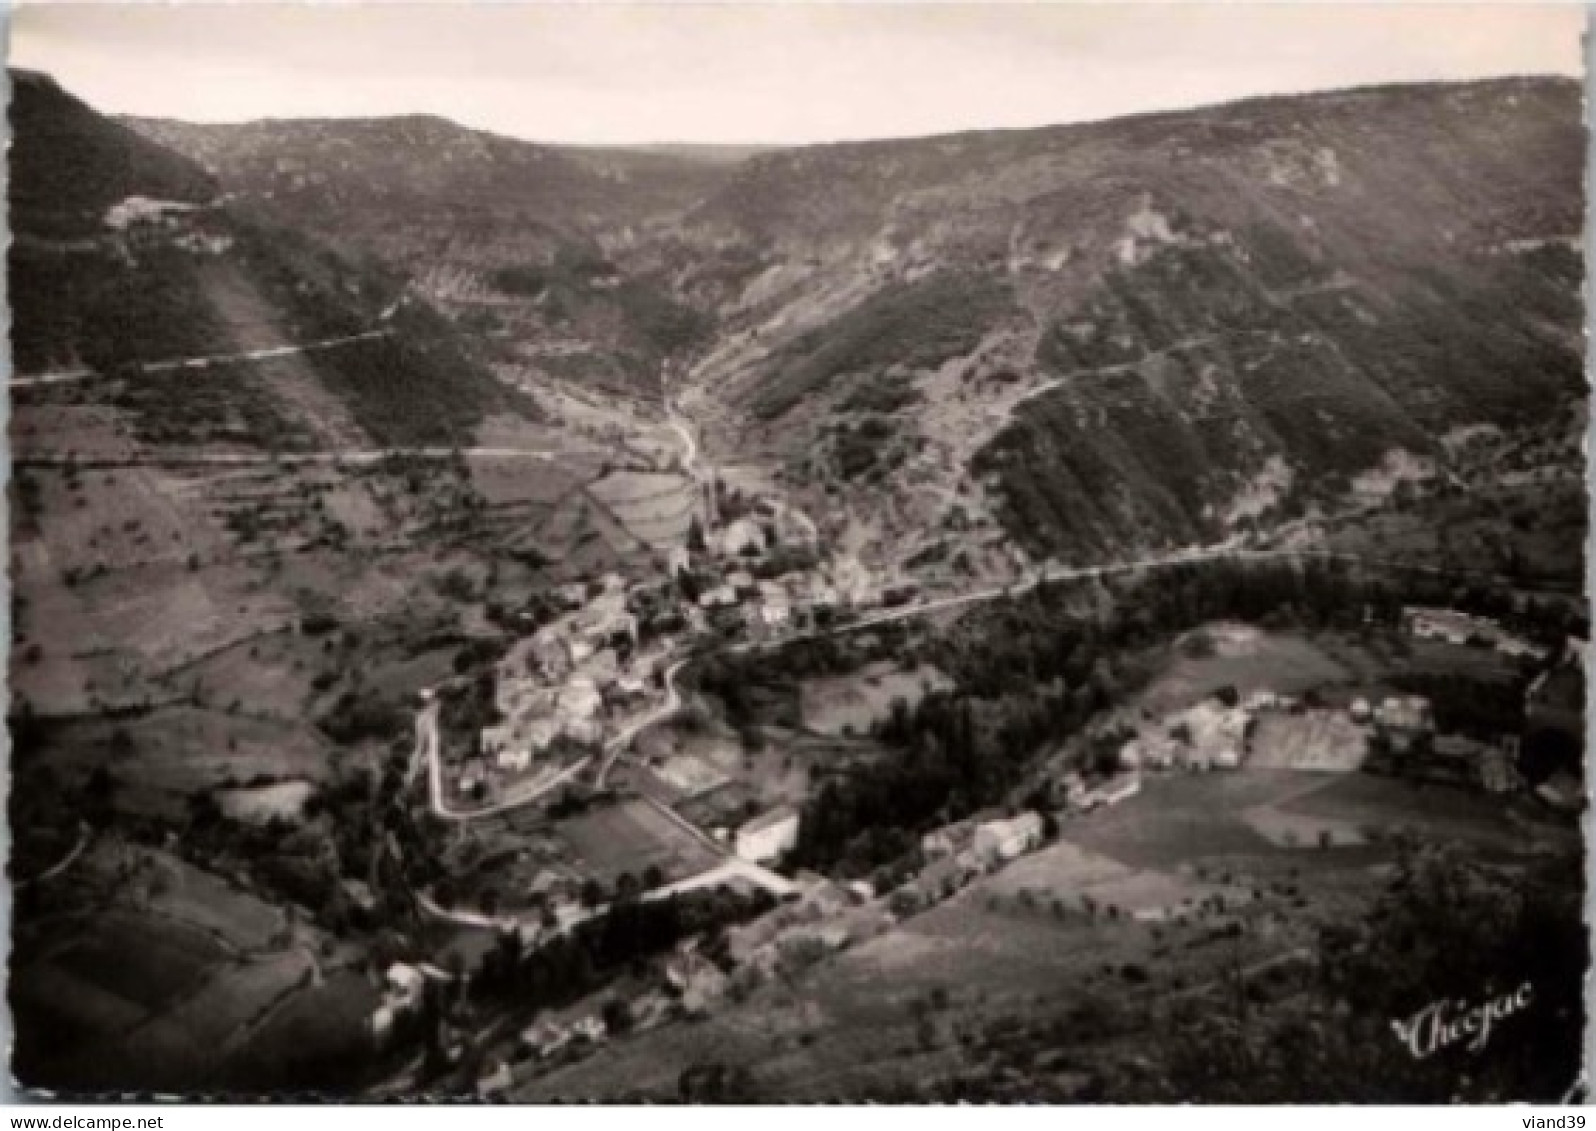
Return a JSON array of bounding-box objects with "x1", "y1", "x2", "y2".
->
[
  {"x1": 469, "y1": 885, "x2": 775, "y2": 1016},
  {"x1": 749, "y1": 269, "x2": 1013, "y2": 422},
  {"x1": 319, "y1": 685, "x2": 410, "y2": 744},
  {"x1": 1386, "y1": 670, "x2": 1527, "y2": 739}
]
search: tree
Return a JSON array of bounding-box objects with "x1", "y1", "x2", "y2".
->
[
  {"x1": 601, "y1": 997, "x2": 633, "y2": 1035},
  {"x1": 83, "y1": 766, "x2": 120, "y2": 830}
]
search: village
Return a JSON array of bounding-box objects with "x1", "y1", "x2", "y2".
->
[
  {"x1": 434, "y1": 482, "x2": 916, "y2": 815},
  {"x1": 372, "y1": 567, "x2": 1586, "y2": 1098}
]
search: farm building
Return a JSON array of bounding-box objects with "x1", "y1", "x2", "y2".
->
[
  {"x1": 666, "y1": 949, "x2": 730, "y2": 1015},
  {"x1": 1350, "y1": 697, "x2": 1372, "y2": 723},
  {"x1": 1375, "y1": 695, "x2": 1435, "y2": 739},
  {"x1": 104, "y1": 195, "x2": 200, "y2": 229},
  {"x1": 1526, "y1": 663, "x2": 1584, "y2": 741},
  {"x1": 556, "y1": 679, "x2": 603, "y2": 722},
  {"x1": 1479, "y1": 748, "x2": 1522, "y2": 795},
  {"x1": 921, "y1": 820, "x2": 974, "y2": 859},
  {"x1": 371, "y1": 962, "x2": 428, "y2": 1039},
  {"x1": 1120, "y1": 731, "x2": 1179, "y2": 771},
  {"x1": 1080, "y1": 773, "x2": 1142, "y2": 810},
  {"x1": 496, "y1": 678, "x2": 557, "y2": 720},
  {"x1": 476, "y1": 1060, "x2": 514, "y2": 1099},
  {"x1": 385, "y1": 963, "x2": 426, "y2": 1010},
  {"x1": 529, "y1": 632, "x2": 572, "y2": 679},
  {"x1": 973, "y1": 812, "x2": 1044, "y2": 864},
  {"x1": 576, "y1": 648, "x2": 622, "y2": 687},
  {"x1": 520, "y1": 1020, "x2": 573, "y2": 1059},
  {"x1": 735, "y1": 805, "x2": 801, "y2": 863},
  {"x1": 574, "y1": 597, "x2": 637, "y2": 648},
  {"x1": 1243, "y1": 689, "x2": 1281, "y2": 712},
  {"x1": 496, "y1": 744, "x2": 533, "y2": 773},
  {"x1": 757, "y1": 597, "x2": 791, "y2": 630},
  {"x1": 1403, "y1": 606, "x2": 1547, "y2": 659},
  {"x1": 1533, "y1": 770, "x2": 1583, "y2": 813},
  {"x1": 698, "y1": 584, "x2": 738, "y2": 610},
  {"x1": 773, "y1": 504, "x2": 818, "y2": 547},
  {"x1": 806, "y1": 576, "x2": 841, "y2": 608}
]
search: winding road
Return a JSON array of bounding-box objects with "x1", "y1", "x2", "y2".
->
[{"x1": 12, "y1": 328, "x2": 394, "y2": 389}]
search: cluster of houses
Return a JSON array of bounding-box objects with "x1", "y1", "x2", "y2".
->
[
  {"x1": 452, "y1": 574, "x2": 671, "y2": 802},
  {"x1": 1403, "y1": 606, "x2": 1548, "y2": 660},
  {"x1": 685, "y1": 545, "x2": 899, "y2": 642}
]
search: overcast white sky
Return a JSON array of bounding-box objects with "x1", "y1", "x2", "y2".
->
[{"x1": 9, "y1": 3, "x2": 1587, "y2": 146}]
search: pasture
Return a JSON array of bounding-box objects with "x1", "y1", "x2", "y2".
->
[
  {"x1": 587, "y1": 470, "x2": 697, "y2": 548},
  {"x1": 800, "y1": 661, "x2": 952, "y2": 737},
  {"x1": 10, "y1": 838, "x2": 353, "y2": 1092},
  {"x1": 1247, "y1": 710, "x2": 1369, "y2": 772},
  {"x1": 1136, "y1": 626, "x2": 1352, "y2": 715}
]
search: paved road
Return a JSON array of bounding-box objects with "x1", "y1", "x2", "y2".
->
[
  {"x1": 730, "y1": 541, "x2": 1544, "y2": 655},
  {"x1": 12, "y1": 328, "x2": 394, "y2": 388},
  {"x1": 15, "y1": 822, "x2": 91, "y2": 888},
  {"x1": 644, "y1": 855, "x2": 799, "y2": 902}
]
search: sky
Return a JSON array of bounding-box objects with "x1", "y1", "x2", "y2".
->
[{"x1": 9, "y1": 3, "x2": 1587, "y2": 146}]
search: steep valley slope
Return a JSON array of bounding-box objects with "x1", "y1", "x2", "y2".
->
[
  {"x1": 124, "y1": 113, "x2": 752, "y2": 403},
  {"x1": 128, "y1": 77, "x2": 1586, "y2": 580},
  {"x1": 660, "y1": 76, "x2": 1585, "y2": 573}
]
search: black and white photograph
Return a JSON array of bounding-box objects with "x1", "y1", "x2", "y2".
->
[{"x1": 4, "y1": 1, "x2": 1589, "y2": 1103}]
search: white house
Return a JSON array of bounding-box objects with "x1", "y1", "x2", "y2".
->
[
  {"x1": 1082, "y1": 773, "x2": 1142, "y2": 809},
  {"x1": 476, "y1": 1060, "x2": 514, "y2": 1099},
  {"x1": 385, "y1": 963, "x2": 426, "y2": 1011},
  {"x1": 497, "y1": 745, "x2": 532, "y2": 774},
  {"x1": 372, "y1": 962, "x2": 428, "y2": 1039},
  {"x1": 973, "y1": 812, "x2": 1044, "y2": 863},
  {"x1": 698, "y1": 584, "x2": 739, "y2": 610},
  {"x1": 735, "y1": 806, "x2": 801, "y2": 863},
  {"x1": 557, "y1": 678, "x2": 603, "y2": 722},
  {"x1": 719, "y1": 517, "x2": 768, "y2": 558}
]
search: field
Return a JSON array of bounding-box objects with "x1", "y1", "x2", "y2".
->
[
  {"x1": 550, "y1": 798, "x2": 721, "y2": 886},
  {"x1": 218, "y1": 780, "x2": 316, "y2": 824},
  {"x1": 799, "y1": 661, "x2": 952, "y2": 737},
  {"x1": 1246, "y1": 710, "x2": 1369, "y2": 772},
  {"x1": 649, "y1": 722, "x2": 817, "y2": 821},
  {"x1": 9, "y1": 838, "x2": 362, "y2": 1092},
  {"x1": 1135, "y1": 625, "x2": 1353, "y2": 715},
  {"x1": 19, "y1": 706, "x2": 333, "y2": 820},
  {"x1": 587, "y1": 470, "x2": 697, "y2": 548}
]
